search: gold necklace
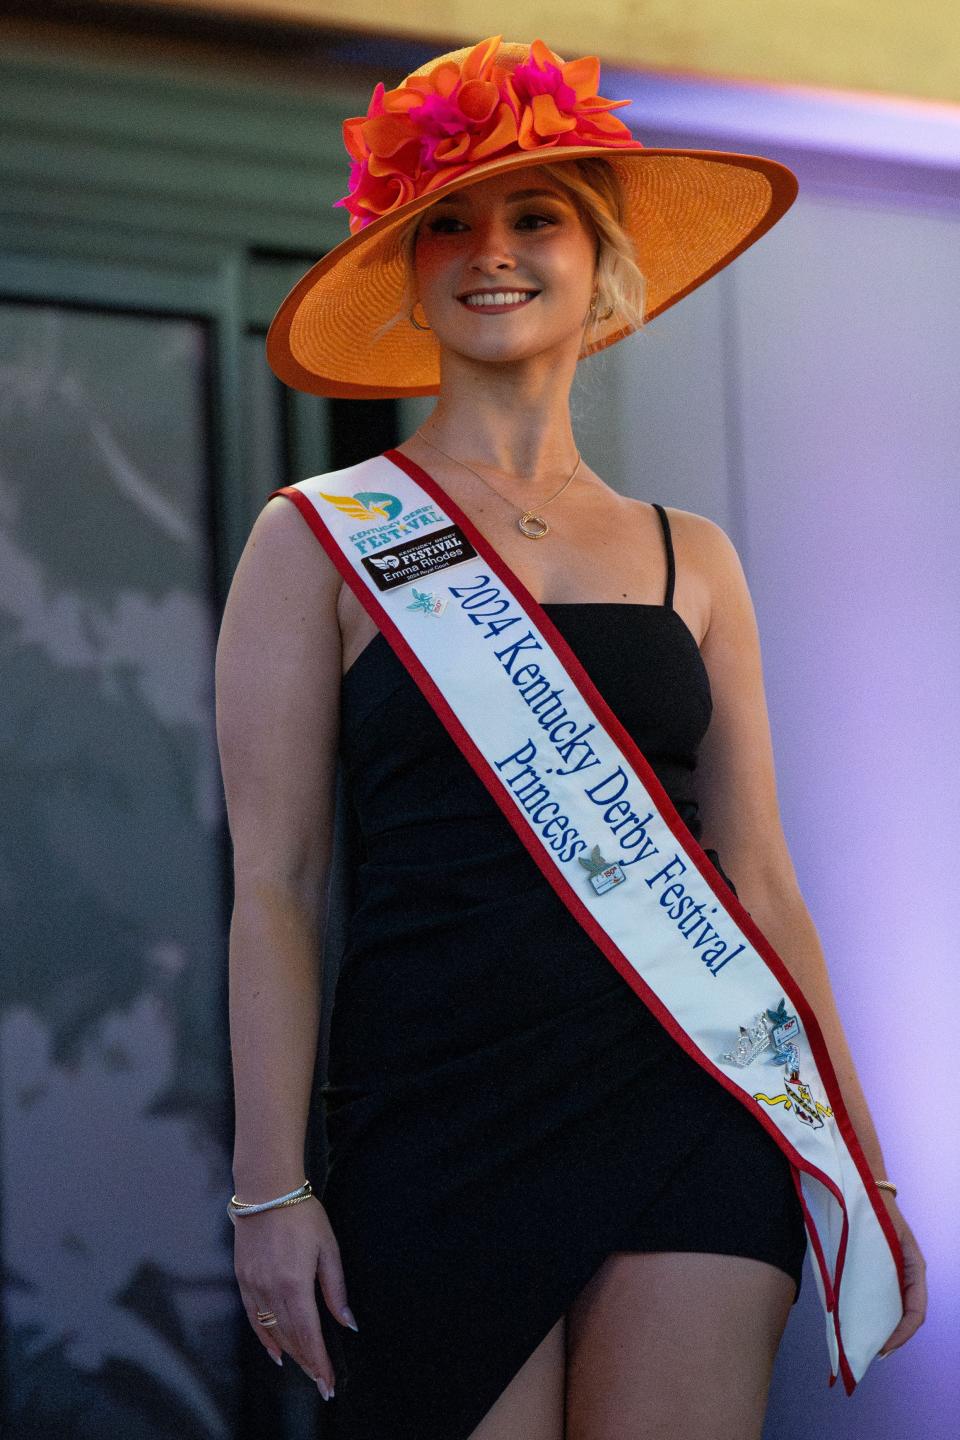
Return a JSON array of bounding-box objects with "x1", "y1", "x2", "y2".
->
[{"x1": 413, "y1": 425, "x2": 582, "y2": 540}]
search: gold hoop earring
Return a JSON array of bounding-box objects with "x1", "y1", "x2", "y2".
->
[
  {"x1": 589, "y1": 292, "x2": 615, "y2": 324},
  {"x1": 409, "y1": 302, "x2": 432, "y2": 332}
]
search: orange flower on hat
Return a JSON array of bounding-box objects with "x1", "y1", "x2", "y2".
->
[{"x1": 333, "y1": 35, "x2": 644, "y2": 235}]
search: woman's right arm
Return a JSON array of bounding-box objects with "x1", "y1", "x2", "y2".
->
[{"x1": 215, "y1": 494, "x2": 351, "y2": 1396}]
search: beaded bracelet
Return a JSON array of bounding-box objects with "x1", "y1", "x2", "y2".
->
[{"x1": 227, "y1": 1180, "x2": 313, "y2": 1225}]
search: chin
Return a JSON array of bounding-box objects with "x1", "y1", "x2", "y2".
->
[
  {"x1": 449, "y1": 331, "x2": 583, "y2": 365},
  {"x1": 443, "y1": 326, "x2": 578, "y2": 362}
]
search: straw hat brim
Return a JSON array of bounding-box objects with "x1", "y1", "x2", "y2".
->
[{"x1": 266, "y1": 143, "x2": 798, "y2": 400}]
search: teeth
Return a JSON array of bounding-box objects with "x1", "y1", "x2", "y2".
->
[{"x1": 463, "y1": 291, "x2": 535, "y2": 307}]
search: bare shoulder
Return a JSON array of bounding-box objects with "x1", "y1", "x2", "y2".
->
[
  {"x1": 655, "y1": 504, "x2": 734, "y2": 645},
  {"x1": 215, "y1": 492, "x2": 344, "y2": 685},
  {"x1": 248, "y1": 492, "x2": 344, "y2": 601},
  {"x1": 659, "y1": 504, "x2": 764, "y2": 696},
  {"x1": 658, "y1": 503, "x2": 734, "y2": 570},
  {"x1": 660, "y1": 503, "x2": 749, "y2": 608}
]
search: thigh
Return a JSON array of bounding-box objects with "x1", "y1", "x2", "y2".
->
[
  {"x1": 466, "y1": 1315, "x2": 566, "y2": 1440},
  {"x1": 564, "y1": 1251, "x2": 796, "y2": 1440}
]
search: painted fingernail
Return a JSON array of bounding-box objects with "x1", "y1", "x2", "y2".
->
[
  {"x1": 270, "y1": 1351, "x2": 283, "y2": 1367},
  {"x1": 317, "y1": 1377, "x2": 332, "y2": 1400},
  {"x1": 340, "y1": 1306, "x2": 359, "y2": 1331}
]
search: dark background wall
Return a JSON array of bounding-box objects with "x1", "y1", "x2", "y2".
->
[{"x1": 0, "y1": 9, "x2": 407, "y2": 1437}]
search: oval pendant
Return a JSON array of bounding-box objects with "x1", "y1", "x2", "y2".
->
[{"x1": 519, "y1": 512, "x2": 549, "y2": 539}]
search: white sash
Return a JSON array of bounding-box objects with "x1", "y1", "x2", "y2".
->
[{"x1": 269, "y1": 449, "x2": 904, "y2": 1392}]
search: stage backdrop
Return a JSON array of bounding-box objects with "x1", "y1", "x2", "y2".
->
[{"x1": 0, "y1": 14, "x2": 955, "y2": 1440}]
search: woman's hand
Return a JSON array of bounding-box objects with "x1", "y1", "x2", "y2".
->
[
  {"x1": 877, "y1": 1197, "x2": 927, "y2": 1358},
  {"x1": 233, "y1": 1196, "x2": 357, "y2": 1399}
]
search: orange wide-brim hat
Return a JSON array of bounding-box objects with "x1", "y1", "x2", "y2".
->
[{"x1": 266, "y1": 35, "x2": 799, "y2": 400}]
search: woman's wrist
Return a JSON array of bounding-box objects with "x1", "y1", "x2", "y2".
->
[{"x1": 232, "y1": 1160, "x2": 308, "y2": 1203}]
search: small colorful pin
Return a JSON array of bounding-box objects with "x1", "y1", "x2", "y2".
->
[
  {"x1": 579, "y1": 844, "x2": 627, "y2": 895},
  {"x1": 719, "y1": 998, "x2": 801, "y2": 1069},
  {"x1": 406, "y1": 587, "x2": 447, "y2": 616}
]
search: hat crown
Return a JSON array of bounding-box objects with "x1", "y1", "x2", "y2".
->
[
  {"x1": 333, "y1": 34, "x2": 643, "y2": 237},
  {"x1": 406, "y1": 39, "x2": 544, "y2": 83}
]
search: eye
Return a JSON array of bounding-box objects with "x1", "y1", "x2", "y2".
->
[
  {"x1": 424, "y1": 210, "x2": 559, "y2": 234},
  {"x1": 424, "y1": 216, "x2": 465, "y2": 234},
  {"x1": 517, "y1": 212, "x2": 558, "y2": 229}
]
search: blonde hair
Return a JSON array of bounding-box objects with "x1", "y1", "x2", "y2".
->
[{"x1": 371, "y1": 157, "x2": 646, "y2": 352}]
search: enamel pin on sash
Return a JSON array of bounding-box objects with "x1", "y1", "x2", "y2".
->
[
  {"x1": 719, "y1": 999, "x2": 833, "y2": 1130},
  {"x1": 579, "y1": 844, "x2": 627, "y2": 896},
  {"x1": 406, "y1": 586, "x2": 448, "y2": 616},
  {"x1": 720, "y1": 998, "x2": 800, "y2": 1069}
]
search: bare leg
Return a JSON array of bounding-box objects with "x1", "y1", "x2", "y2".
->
[
  {"x1": 565, "y1": 1252, "x2": 796, "y2": 1440},
  {"x1": 466, "y1": 1315, "x2": 566, "y2": 1440}
]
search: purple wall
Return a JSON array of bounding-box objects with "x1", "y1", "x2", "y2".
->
[{"x1": 605, "y1": 67, "x2": 960, "y2": 1437}]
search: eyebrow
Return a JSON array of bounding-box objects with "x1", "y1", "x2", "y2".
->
[{"x1": 430, "y1": 187, "x2": 569, "y2": 208}]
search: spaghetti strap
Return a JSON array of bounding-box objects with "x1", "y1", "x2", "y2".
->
[{"x1": 651, "y1": 502, "x2": 676, "y2": 610}]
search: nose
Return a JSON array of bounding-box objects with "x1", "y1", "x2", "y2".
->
[{"x1": 464, "y1": 216, "x2": 518, "y2": 273}]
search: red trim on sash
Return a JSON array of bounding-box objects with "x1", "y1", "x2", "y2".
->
[
  {"x1": 267, "y1": 455, "x2": 905, "y2": 1388},
  {"x1": 791, "y1": 1167, "x2": 834, "y2": 1310}
]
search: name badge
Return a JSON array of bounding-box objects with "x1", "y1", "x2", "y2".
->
[{"x1": 360, "y1": 523, "x2": 477, "y2": 592}]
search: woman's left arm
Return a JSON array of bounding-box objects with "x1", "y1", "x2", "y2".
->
[{"x1": 680, "y1": 510, "x2": 927, "y2": 1357}]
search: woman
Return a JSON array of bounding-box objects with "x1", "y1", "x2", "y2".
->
[{"x1": 215, "y1": 35, "x2": 926, "y2": 1439}]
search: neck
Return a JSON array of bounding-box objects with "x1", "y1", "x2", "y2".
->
[
  {"x1": 414, "y1": 406, "x2": 580, "y2": 489},
  {"x1": 406, "y1": 325, "x2": 587, "y2": 485}
]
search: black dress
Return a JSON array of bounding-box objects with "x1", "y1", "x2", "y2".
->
[{"x1": 317, "y1": 503, "x2": 807, "y2": 1438}]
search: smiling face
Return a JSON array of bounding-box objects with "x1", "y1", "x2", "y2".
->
[{"x1": 410, "y1": 165, "x2": 599, "y2": 372}]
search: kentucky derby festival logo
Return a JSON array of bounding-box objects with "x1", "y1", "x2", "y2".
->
[
  {"x1": 319, "y1": 490, "x2": 403, "y2": 523},
  {"x1": 319, "y1": 489, "x2": 444, "y2": 556}
]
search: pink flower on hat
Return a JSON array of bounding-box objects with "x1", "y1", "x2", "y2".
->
[
  {"x1": 510, "y1": 40, "x2": 638, "y2": 149},
  {"x1": 333, "y1": 35, "x2": 643, "y2": 235}
]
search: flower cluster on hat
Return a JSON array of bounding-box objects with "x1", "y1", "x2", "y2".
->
[{"x1": 333, "y1": 34, "x2": 645, "y2": 235}]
